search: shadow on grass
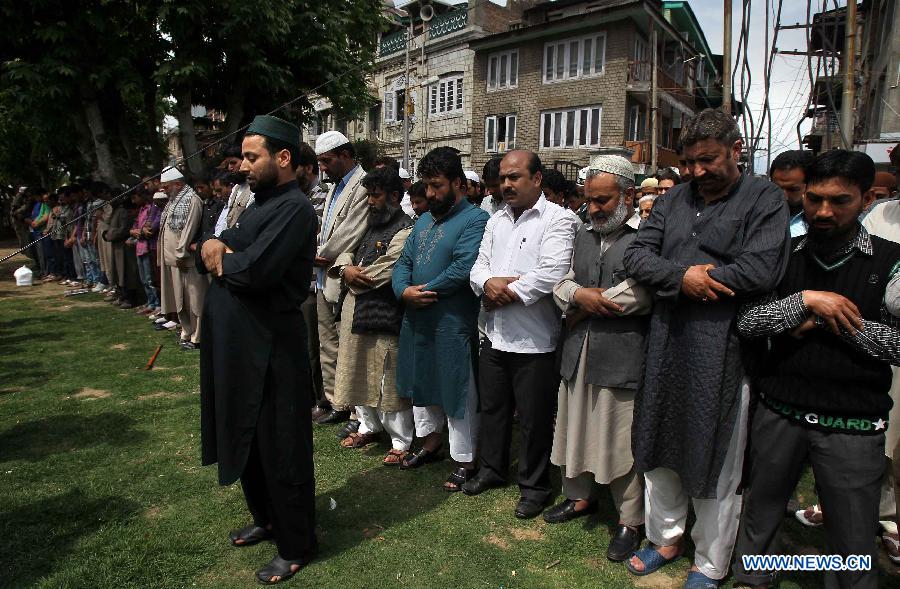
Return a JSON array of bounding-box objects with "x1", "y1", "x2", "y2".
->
[
  {"x1": 313, "y1": 446, "x2": 450, "y2": 560},
  {"x1": 0, "y1": 412, "x2": 149, "y2": 463},
  {"x1": 0, "y1": 489, "x2": 140, "y2": 588}
]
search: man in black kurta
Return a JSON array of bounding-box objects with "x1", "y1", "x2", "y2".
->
[
  {"x1": 623, "y1": 109, "x2": 790, "y2": 586},
  {"x1": 199, "y1": 115, "x2": 317, "y2": 585}
]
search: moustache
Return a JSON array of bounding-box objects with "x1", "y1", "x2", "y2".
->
[{"x1": 503, "y1": 189, "x2": 517, "y2": 196}]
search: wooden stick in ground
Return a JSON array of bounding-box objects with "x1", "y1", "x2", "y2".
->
[{"x1": 145, "y1": 345, "x2": 162, "y2": 370}]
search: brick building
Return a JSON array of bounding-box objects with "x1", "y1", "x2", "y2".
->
[{"x1": 468, "y1": 0, "x2": 721, "y2": 178}]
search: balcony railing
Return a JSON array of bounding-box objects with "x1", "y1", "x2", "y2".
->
[
  {"x1": 429, "y1": 7, "x2": 468, "y2": 39},
  {"x1": 379, "y1": 29, "x2": 407, "y2": 57}
]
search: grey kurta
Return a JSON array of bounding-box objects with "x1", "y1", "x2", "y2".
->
[{"x1": 623, "y1": 175, "x2": 790, "y2": 498}]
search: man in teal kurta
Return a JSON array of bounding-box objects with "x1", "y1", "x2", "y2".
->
[{"x1": 393, "y1": 147, "x2": 490, "y2": 491}]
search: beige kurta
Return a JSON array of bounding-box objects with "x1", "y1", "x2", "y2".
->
[
  {"x1": 158, "y1": 191, "x2": 206, "y2": 314},
  {"x1": 551, "y1": 337, "x2": 636, "y2": 484},
  {"x1": 550, "y1": 250, "x2": 652, "y2": 485},
  {"x1": 331, "y1": 226, "x2": 413, "y2": 413},
  {"x1": 96, "y1": 203, "x2": 115, "y2": 279}
]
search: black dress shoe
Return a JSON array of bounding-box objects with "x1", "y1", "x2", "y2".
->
[
  {"x1": 606, "y1": 524, "x2": 643, "y2": 562},
  {"x1": 311, "y1": 404, "x2": 331, "y2": 421},
  {"x1": 180, "y1": 341, "x2": 199, "y2": 350},
  {"x1": 543, "y1": 499, "x2": 597, "y2": 524},
  {"x1": 461, "y1": 475, "x2": 506, "y2": 496},
  {"x1": 315, "y1": 409, "x2": 350, "y2": 425},
  {"x1": 335, "y1": 419, "x2": 360, "y2": 439},
  {"x1": 515, "y1": 497, "x2": 548, "y2": 519}
]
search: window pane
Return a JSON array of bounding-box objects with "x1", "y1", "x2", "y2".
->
[
  {"x1": 497, "y1": 116, "x2": 507, "y2": 148},
  {"x1": 569, "y1": 41, "x2": 579, "y2": 77},
  {"x1": 510, "y1": 52, "x2": 518, "y2": 86},
  {"x1": 556, "y1": 43, "x2": 565, "y2": 78},
  {"x1": 507, "y1": 115, "x2": 516, "y2": 148},
  {"x1": 595, "y1": 36, "x2": 604, "y2": 72},
  {"x1": 489, "y1": 56, "x2": 497, "y2": 88},
  {"x1": 565, "y1": 110, "x2": 575, "y2": 146},
  {"x1": 591, "y1": 108, "x2": 600, "y2": 144},
  {"x1": 579, "y1": 109, "x2": 588, "y2": 145},
  {"x1": 500, "y1": 54, "x2": 507, "y2": 86},
  {"x1": 545, "y1": 46, "x2": 554, "y2": 80},
  {"x1": 486, "y1": 117, "x2": 495, "y2": 151},
  {"x1": 583, "y1": 39, "x2": 592, "y2": 74},
  {"x1": 447, "y1": 80, "x2": 454, "y2": 111},
  {"x1": 456, "y1": 79, "x2": 463, "y2": 110},
  {"x1": 397, "y1": 89, "x2": 405, "y2": 121},
  {"x1": 439, "y1": 83, "x2": 445, "y2": 112},
  {"x1": 430, "y1": 86, "x2": 436, "y2": 114},
  {"x1": 542, "y1": 114, "x2": 551, "y2": 147},
  {"x1": 553, "y1": 112, "x2": 562, "y2": 146}
]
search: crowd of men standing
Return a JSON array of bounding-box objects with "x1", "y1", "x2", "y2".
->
[{"x1": 9, "y1": 107, "x2": 899, "y2": 588}]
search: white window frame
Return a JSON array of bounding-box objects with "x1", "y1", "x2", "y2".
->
[
  {"x1": 429, "y1": 74, "x2": 464, "y2": 117},
  {"x1": 542, "y1": 33, "x2": 606, "y2": 84},
  {"x1": 487, "y1": 49, "x2": 519, "y2": 91},
  {"x1": 484, "y1": 114, "x2": 517, "y2": 153},
  {"x1": 539, "y1": 105, "x2": 602, "y2": 149}
]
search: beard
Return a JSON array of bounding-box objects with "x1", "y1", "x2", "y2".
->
[
  {"x1": 807, "y1": 217, "x2": 859, "y2": 257},
  {"x1": 247, "y1": 162, "x2": 278, "y2": 192},
  {"x1": 368, "y1": 202, "x2": 398, "y2": 226},
  {"x1": 591, "y1": 200, "x2": 630, "y2": 235},
  {"x1": 428, "y1": 191, "x2": 456, "y2": 216}
]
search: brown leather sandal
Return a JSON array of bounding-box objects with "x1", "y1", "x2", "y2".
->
[
  {"x1": 383, "y1": 448, "x2": 409, "y2": 466},
  {"x1": 340, "y1": 431, "x2": 379, "y2": 448}
]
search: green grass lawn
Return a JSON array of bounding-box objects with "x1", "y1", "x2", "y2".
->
[{"x1": 1, "y1": 244, "x2": 898, "y2": 589}]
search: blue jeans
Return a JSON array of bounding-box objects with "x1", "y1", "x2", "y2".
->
[{"x1": 137, "y1": 254, "x2": 159, "y2": 308}]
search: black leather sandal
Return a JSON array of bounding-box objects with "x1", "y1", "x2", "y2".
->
[
  {"x1": 229, "y1": 524, "x2": 272, "y2": 547},
  {"x1": 399, "y1": 445, "x2": 444, "y2": 470},
  {"x1": 443, "y1": 466, "x2": 475, "y2": 492},
  {"x1": 256, "y1": 555, "x2": 304, "y2": 585}
]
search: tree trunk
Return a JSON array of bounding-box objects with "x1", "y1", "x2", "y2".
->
[
  {"x1": 81, "y1": 88, "x2": 118, "y2": 186},
  {"x1": 224, "y1": 85, "x2": 246, "y2": 138},
  {"x1": 72, "y1": 111, "x2": 98, "y2": 174},
  {"x1": 174, "y1": 87, "x2": 202, "y2": 177},
  {"x1": 143, "y1": 76, "x2": 165, "y2": 171}
]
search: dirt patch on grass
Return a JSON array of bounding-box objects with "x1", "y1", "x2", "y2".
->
[
  {"x1": 137, "y1": 392, "x2": 185, "y2": 401},
  {"x1": 170, "y1": 375, "x2": 184, "y2": 382},
  {"x1": 143, "y1": 506, "x2": 162, "y2": 519},
  {"x1": 110, "y1": 343, "x2": 129, "y2": 351},
  {"x1": 633, "y1": 573, "x2": 682, "y2": 589},
  {"x1": 510, "y1": 527, "x2": 544, "y2": 541},
  {"x1": 0, "y1": 386, "x2": 25, "y2": 395},
  {"x1": 484, "y1": 534, "x2": 510, "y2": 550},
  {"x1": 74, "y1": 387, "x2": 110, "y2": 400}
]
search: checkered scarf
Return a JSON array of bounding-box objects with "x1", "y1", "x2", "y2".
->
[{"x1": 166, "y1": 185, "x2": 196, "y2": 232}]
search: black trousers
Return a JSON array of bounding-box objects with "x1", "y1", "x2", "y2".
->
[
  {"x1": 477, "y1": 339, "x2": 558, "y2": 502},
  {"x1": 240, "y1": 384, "x2": 318, "y2": 563},
  {"x1": 733, "y1": 402, "x2": 884, "y2": 589}
]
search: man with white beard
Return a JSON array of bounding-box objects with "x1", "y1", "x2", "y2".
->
[{"x1": 547, "y1": 155, "x2": 650, "y2": 562}]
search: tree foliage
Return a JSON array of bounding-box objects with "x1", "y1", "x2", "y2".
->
[{"x1": 0, "y1": 0, "x2": 383, "y2": 188}]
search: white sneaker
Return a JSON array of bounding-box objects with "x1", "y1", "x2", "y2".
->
[
  {"x1": 162, "y1": 320, "x2": 178, "y2": 330},
  {"x1": 155, "y1": 317, "x2": 168, "y2": 324},
  {"x1": 92, "y1": 283, "x2": 106, "y2": 293}
]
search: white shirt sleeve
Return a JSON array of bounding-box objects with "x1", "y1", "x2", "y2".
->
[
  {"x1": 507, "y1": 209, "x2": 578, "y2": 306},
  {"x1": 469, "y1": 213, "x2": 497, "y2": 296}
]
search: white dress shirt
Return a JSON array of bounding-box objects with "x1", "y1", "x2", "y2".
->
[
  {"x1": 400, "y1": 191, "x2": 415, "y2": 218},
  {"x1": 213, "y1": 182, "x2": 254, "y2": 237},
  {"x1": 470, "y1": 194, "x2": 579, "y2": 353}
]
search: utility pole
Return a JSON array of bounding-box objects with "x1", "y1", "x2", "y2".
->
[
  {"x1": 650, "y1": 27, "x2": 658, "y2": 171},
  {"x1": 765, "y1": 0, "x2": 772, "y2": 172},
  {"x1": 722, "y1": 0, "x2": 732, "y2": 115},
  {"x1": 403, "y1": 20, "x2": 412, "y2": 170},
  {"x1": 840, "y1": 0, "x2": 856, "y2": 149}
]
